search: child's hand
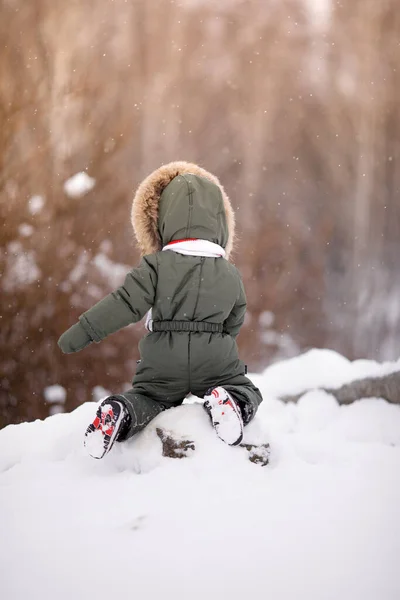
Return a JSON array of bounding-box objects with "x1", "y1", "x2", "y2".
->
[{"x1": 58, "y1": 322, "x2": 92, "y2": 353}]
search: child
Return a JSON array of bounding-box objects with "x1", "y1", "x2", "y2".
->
[{"x1": 58, "y1": 162, "x2": 263, "y2": 458}]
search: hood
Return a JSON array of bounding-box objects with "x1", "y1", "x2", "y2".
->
[{"x1": 131, "y1": 161, "x2": 235, "y2": 259}]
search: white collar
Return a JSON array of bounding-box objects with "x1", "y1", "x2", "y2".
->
[{"x1": 162, "y1": 239, "x2": 226, "y2": 258}]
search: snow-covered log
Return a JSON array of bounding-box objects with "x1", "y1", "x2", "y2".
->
[{"x1": 280, "y1": 370, "x2": 400, "y2": 405}]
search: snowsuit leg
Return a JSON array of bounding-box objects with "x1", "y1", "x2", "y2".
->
[
  {"x1": 109, "y1": 390, "x2": 166, "y2": 440},
  {"x1": 114, "y1": 352, "x2": 190, "y2": 440}
]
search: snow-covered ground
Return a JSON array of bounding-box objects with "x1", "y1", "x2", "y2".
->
[{"x1": 1, "y1": 349, "x2": 400, "y2": 600}]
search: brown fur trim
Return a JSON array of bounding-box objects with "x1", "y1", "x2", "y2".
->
[{"x1": 131, "y1": 161, "x2": 235, "y2": 259}]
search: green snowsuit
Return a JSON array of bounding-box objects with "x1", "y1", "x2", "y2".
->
[{"x1": 58, "y1": 173, "x2": 263, "y2": 438}]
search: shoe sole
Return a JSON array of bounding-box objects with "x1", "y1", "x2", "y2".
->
[
  {"x1": 84, "y1": 404, "x2": 124, "y2": 459},
  {"x1": 209, "y1": 396, "x2": 244, "y2": 446}
]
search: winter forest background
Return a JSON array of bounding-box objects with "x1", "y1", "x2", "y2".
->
[{"x1": 1, "y1": 0, "x2": 399, "y2": 428}]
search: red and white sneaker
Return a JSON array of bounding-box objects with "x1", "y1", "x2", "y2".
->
[
  {"x1": 84, "y1": 399, "x2": 127, "y2": 459},
  {"x1": 203, "y1": 387, "x2": 244, "y2": 446}
]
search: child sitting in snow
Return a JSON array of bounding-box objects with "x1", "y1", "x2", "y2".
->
[{"x1": 58, "y1": 162, "x2": 263, "y2": 458}]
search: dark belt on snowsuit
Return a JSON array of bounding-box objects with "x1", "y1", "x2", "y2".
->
[{"x1": 151, "y1": 320, "x2": 223, "y2": 333}]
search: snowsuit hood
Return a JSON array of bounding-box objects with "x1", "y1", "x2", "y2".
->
[{"x1": 131, "y1": 162, "x2": 235, "y2": 258}]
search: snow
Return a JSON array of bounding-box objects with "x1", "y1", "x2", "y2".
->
[
  {"x1": 44, "y1": 385, "x2": 67, "y2": 415},
  {"x1": 3, "y1": 241, "x2": 41, "y2": 291},
  {"x1": 93, "y1": 252, "x2": 130, "y2": 288},
  {"x1": 28, "y1": 194, "x2": 45, "y2": 215},
  {"x1": 63, "y1": 172, "x2": 95, "y2": 198},
  {"x1": 92, "y1": 385, "x2": 111, "y2": 402},
  {"x1": 66, "y1": 248, "x2": 129, "y2": 290},
  {"x1": 258, "y1": 347, "x2": 400, "y2": 398},
  {"x1": 84, "y1": 424, "x2": 107, "y2": 458},
  {"x1": 68, "y1": 250, "x2": 89, "y2": 283},
  {"x1": 259, "y1": 309, "x2": 274, "y2": 327},
  {"x1": 44, "y1": 385, "x2": 67, "y2": 404},
  {"x1": 304, "y1": 0, "x2": 332, "y2": 30},
  {"x1": 18, "y1": 223, "x2": 34, "y2": 237},
  {"x1": 1, "y1": 349, "x2": 400, "y2": 600}
]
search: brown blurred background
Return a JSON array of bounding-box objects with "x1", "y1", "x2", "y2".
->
[{"x1": 1, "y1": 0, "x2": 399, "y2": 427}]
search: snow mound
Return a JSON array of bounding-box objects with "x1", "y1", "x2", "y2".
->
[
  {"x1": 257, "y1": 347, "x2": 400, "y2": 397},
  {"x1": 1, "y1": 350, "x2": 400, "y2": 600}
]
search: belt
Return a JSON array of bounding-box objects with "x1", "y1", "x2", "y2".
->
[{"x1": 151, "y1": 320, "x2": 223, "y2": 333}]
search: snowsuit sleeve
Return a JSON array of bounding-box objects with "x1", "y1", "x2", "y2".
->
[
  {"x1": 58, "y1": 256, "x2": 158, "y2": 353},
  {"x1": 224, "y1": 276, "x2": 247, "y2": 339}
]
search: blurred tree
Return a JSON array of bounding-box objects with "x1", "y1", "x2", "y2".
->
[{"x1": 0, "y1": 0, "x2": 399, "y2": 427}]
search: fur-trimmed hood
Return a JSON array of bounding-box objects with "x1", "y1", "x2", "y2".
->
[{"x1": 131, "y1": 161, "x2": 235, "y2": 259}]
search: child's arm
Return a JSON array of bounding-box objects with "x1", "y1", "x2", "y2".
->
[
  {"x1": 224, "y1": 277, "x2": 247, "y2": 339},
  {"x1": 58, "y1": 256, "x2": 157, "y2": 353}
]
